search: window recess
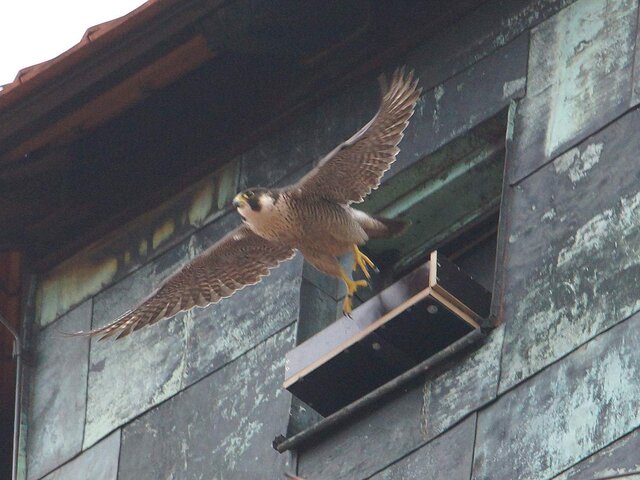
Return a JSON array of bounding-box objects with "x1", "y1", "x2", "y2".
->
[{"x1": 277, "y1": 108, "x2": 508, "y2": 447}]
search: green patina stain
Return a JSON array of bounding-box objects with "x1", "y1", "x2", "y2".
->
[{"x1": 542, "y1": 0, "x2": 636, "y2": 156}]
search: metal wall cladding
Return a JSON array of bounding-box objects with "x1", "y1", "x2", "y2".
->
[{"x1": 26, "y1": 0, "x2": 640, "y2": 479}]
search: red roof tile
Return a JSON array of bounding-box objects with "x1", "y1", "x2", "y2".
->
[{"x1": 0, "y1": 0, "x2": 179, "y2": 110}]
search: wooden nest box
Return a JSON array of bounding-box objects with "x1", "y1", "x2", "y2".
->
[{"x1": 284, "y1": 251, "x2": 491, "y2": 416}]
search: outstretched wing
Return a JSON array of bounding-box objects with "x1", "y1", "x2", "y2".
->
[
  {"x1": 295, "y1": 67, "x2": 421, "y2": 204},
  {"x1": 70, "y1": 225, "x2": 294, "y2": 340}
]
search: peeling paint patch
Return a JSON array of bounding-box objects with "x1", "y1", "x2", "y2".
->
[
  {"x1": 138, "y1": 239, "x2": 148, "y2": 257},
  {"x1": 502, "y1": 77, "x2": 526, "y2": 99},
  {"x1": 557, "y1": 190, "x2": 640, "y2": 268},
  {"x1": 216, "y1": 161, "x2": 240, "y2": 211},
  {"x1": 554, "y1": 142, "x2": 603, "y2": 183},
  {"x1": 542, "y1": 208, "x2": 557, "y2": 222}
]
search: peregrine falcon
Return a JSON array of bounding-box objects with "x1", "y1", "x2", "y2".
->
[{"x1": 75, "y1": 68, "x2": 421, "y2": 340}]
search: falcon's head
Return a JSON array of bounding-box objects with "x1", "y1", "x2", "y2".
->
[{"x1": 233, "y1": 188, "x2": 278, "y2": 220}]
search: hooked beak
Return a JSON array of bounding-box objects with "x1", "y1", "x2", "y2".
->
[{"x1": 232, "y1": 193, "x2": 246, "y2": 208}]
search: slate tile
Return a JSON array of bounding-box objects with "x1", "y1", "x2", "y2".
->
[
  {"x1": 118, "y1": 327, "x2": 296, "y2": 480},
  {"x1": 500, "y1": 108, "x2": 640, "y2": 391},
  {"x1": 387, "y1": 33, "x2": 528, "y2": 179},
  {"x1": 297, "y1": 380, "x2": 426, "y2": 480},
  {"x1": 182, "y1": 252, "x2": 303, "y2": 386},
  {"x1": 406, "y1": 0, "x2": 576, "y2": 92},
  {"x1": 423, "y1": 327, "x2": 503, "y2": 439},
  {"x1": 472, "y1": 312, "x2": 640, "y2": 480},
  {"x1": 552, "y1": 427, "x2": 640, "y2": 480},
  {"x1": 297, "y1": 330, "x2": 502, "y2": 480},
  {"x1": 84, "y1": 238, "x2": 193, "y2": 449},
  {"x1": 369, "y1": 414, "x2": 476, "y2": 480},
  {"x1": 41, "y1": 431, "x2": 120, "y2": 480},
  {"x1": 295, "y1": 279, "x2": 341, "y2": 344},
  {"x1": 85, "y1": 213, "x2": 304, "y2": 448},
  {"x1": 26, "y1": 301, "x2": 91, "y2": 480},
  {"x1": 508, "y1": 0, "x2": 638, "y2": 183}
]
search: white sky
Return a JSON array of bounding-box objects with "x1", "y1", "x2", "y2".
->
[{"x1": 0, "y1": 0, "x2": 147, "y2": 87}]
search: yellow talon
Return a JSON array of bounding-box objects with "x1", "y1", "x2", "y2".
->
[
  {"x1": 352, "y1": 245, "x2": 377, "y2": 279},
  {"x1": 339, "y1": 268, "x2": 368, "y2": 316}
]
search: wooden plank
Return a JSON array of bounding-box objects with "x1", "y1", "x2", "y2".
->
[{"x1": 433, "y1": 252, "x2": 492, "y2": 319}]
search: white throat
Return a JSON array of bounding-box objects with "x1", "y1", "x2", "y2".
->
[{"x1": 237, "y1": 194, "x2": 277, "y2": 236}]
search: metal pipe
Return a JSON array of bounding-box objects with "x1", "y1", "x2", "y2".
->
[
  {"x1": 0, "y1": 310, "x2": 22, "y2": 480},
  {"x1": 273, "y1": 328, "x2": 487, "y2": 453}
]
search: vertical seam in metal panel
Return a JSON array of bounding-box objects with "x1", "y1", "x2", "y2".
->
[{"x1": 79, "y1": 296, "x2": 94, "y2": 451}]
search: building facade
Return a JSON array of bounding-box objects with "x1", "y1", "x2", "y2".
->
[{"x1": 6, "y1": 0, "x2": 640, "y2": 478}]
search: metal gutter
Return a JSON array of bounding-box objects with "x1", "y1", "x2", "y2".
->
[
  {"x1": 0, "y1": 310, "x2": 22, "y2": 480},
  {"x1": 273, "y1": 327, "x2": 487, "y2": 453}
]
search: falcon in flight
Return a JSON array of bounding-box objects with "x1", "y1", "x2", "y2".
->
[{"x1": 75, "y1": 68, "x2": 421, "y2": 340}]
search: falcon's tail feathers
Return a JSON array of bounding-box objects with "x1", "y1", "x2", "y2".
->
[{"x1": 365, "y1": 216, "x2": 410, "y2": 239}]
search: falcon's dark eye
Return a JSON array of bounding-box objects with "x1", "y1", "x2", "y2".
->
[{"x1": 245, "y1": 191, "x2": 255, "y2": 198}]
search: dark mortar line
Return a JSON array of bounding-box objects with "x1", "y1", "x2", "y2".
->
[
  {"x1": 39, "y1": 296, "x2": 94, "y2": 335},
  {"x1": 115, "y1": 429, "x2": 124, "y2": 480},
  {"x1": 33, "y1": 428, "x2": 122, "y2": 480},
  {"x1": 79, "y1": 297, "x2": 94, "y2": 455},
  {"x1": 628, "y1": 3, "x2": 640, "y2": 106},
  {"x1": 510, "y1": 102, "x2": 640, "y2": 188},
  {"x1": 496, "y1": 303, "x2": 640, "y2": 399},
  {"x1": 494, "y1": 324, "x2": 508, "y2": 396},
  {"x1": 85, "y1": 319, "x2": 298, "y2": 449},
  {"x1": 361, "y1": 410, "x2": 480, "y2": 480},
  {"x1": 468, "y1": 410, "x2": 480, "y2": 480},
  {"x1": 598, "y1": 472, "x2": 640, "y2": 480},
  {"x1": 549, "y1": 426, "x2": 640, "y2": 480}
]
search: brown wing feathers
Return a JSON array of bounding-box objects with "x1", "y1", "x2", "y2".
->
[
  {"x1": 70, "y1": 226, "x2": 294, "y2": 340},
  {"x1": 296, "y1": 67, "x2": 422, "y2": 204},
  {"x1": 69, "y1": 66, "x2": 418, "y2": 341}
]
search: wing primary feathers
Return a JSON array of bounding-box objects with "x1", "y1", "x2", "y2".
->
[
  {"x1": 294, "y1": 66, "x2": 422, "y2": 205},
  {"x1": 65, "y1": 225, "x2": 294, "y2": 340},
  {"x1": 64, "y1": 66, "x2": 418, "y2": 341}
]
